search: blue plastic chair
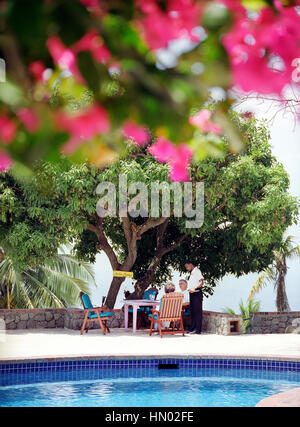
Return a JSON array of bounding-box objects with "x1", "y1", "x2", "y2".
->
[{"x1": 79, "y1": 292, "x2": 113, "y2": 335}]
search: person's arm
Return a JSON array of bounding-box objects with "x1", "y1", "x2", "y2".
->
[{"x1": 195, "y1": 278, "x2": 204, "y2": 290}]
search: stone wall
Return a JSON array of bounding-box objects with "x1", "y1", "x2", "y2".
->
[
  {"x1": 0, "y1": 308, "x2": 124, "y2": 331},
  {"x1": 247, "y1": 311, "x2": 300, "y2": 334},
  {"x1": 0, "y1": 308, "x2": 242, "y2": 335},
  {"x1": 2, "y1": 308, "x2": 300, "y2": 335},
  {"x1": 202, "y1": 311, "x2": 243, "y2": 335},
  {"x1": 0, "y1": 308, "x2": 65, "y2": 330}
]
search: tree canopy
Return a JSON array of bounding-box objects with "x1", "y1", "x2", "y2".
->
[{"x1": 0, "y1": 114, "x2": 298, "y2": 308}]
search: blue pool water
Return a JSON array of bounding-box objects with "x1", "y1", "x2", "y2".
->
[{"x1": 1, "y1": 363, "x2": 300, "y2": 407}]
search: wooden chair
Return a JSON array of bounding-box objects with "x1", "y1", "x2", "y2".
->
[
  {"x1": 79, "y1": 292, "x2": 113, "y2": 336},
  {"x1": 149, "y1": 292, "x2": 184, "y2": 338}
]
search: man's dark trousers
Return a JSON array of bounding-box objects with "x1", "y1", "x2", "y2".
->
[{"x1": 190, "y1": 290, "x2": 203, "y2": 333}]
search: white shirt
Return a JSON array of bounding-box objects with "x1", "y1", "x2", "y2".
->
[
  {"x1": 187, "y1": 267, "x2": 204, "y2": 291},
  {"x1": 181, "y1": 289, "x2": 190, "y2": 304}
]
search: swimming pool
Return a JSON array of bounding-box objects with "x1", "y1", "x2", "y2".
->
[{"x1": 1, "y1": 358, "x2": 300, "y2": 407}]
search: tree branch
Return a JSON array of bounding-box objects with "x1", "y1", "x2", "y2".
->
[
  {"x1": 120, "y1": 216, "x2": 132, "y2": 248},
  {"x1": 87, "y1": 218, "x2": 119, "y2": 269},
  {"x1": 137, "y1": 216, "x2": 169, "y2": 237},
  {"x1": 161, "y1": 233, "x2": 188, "y2": 256},
  {"x1": 156, "y1": 218, "x2": 169, "y2": 250}
]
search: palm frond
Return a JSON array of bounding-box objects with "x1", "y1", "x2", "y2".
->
[
  {"x1": 34, "y1": 265, "x2": 91, "y2": 306},
  {"x1": 0, "y1": 250, "x2": 96, "y2": 309},
  {"x1": 286, "y1": 245, "x2": 300, "y2": 259},
  {"x1": 11, "y1": 270, "x2": 34, "y2": 309},
  {"x1": 222, "y1": 307, "x2": 236, "y2": 315},
  {"x1": 248, "y1": 267, "x2": 276, "y2": 301},
  {"x1": 0, "y1": 257, "x2": 17, "y2": 287},
  {"x1": 23, "y1": 270, "x2": 65, "y2": 308},
  {"x1": 46, "y1": 254, "x2": 96, "y2": 287}
]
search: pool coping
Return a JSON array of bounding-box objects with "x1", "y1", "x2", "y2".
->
[{"x1": 256, "y1": 388, "x2": 300, "y2": 407}]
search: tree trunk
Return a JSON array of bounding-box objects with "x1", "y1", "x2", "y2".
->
[
  {"x1": 104, "y1": 251, "x2": 139, "y2": 309},
  {"x1": 127, "y1": 253, "x2": 165, "y2": 299},
  {"x1": 128, "y1": 263, "x2": 160, "y2": 299},
  {"x1": 105, "y1": 276, "x2": 126, "y2": 309},
  {"x1": 276, "y1": 271, "x2": 290, "y2": 312}
]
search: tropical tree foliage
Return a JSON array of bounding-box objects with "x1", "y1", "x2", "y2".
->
[
  {"x1": 248, "y1": 235, "x2": 300, "y2": 312},
  {"x1": 0, "y1": 249, "x2": 95, "y2": 309}
]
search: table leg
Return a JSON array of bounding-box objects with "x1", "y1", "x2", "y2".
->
[
  {"x1": 133, "y1": 305, "x2": 137, "y2": 335},
  {"x1": 124, "y1": 303, "x2": 129, "y2": 332}
]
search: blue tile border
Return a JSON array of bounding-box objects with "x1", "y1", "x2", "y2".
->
[
  {"x1": 1, "y1": 357, "x2": 300, "y2": 375},
  {"x1": 1, "y1": 359, "x2": 300, "y2": 389}
]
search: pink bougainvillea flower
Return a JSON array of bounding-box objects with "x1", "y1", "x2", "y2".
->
[
  {"x1": 189, "y1": 110, "x2": 222, "y2": 135},
  {"x1": 149, "y1": 138, "x2": 192, "y2": 181},
  {"x1": 137, "y1": 10, "x2": 177, "y2": 51},
  {"x1": 17, "y1": 108, "x2": 40, "y2": 133},
  {"x1": 148, "y1": 137, "x2": 176, "y2": 163},
  {"x1": 47, "y1": 36, "x2": 84, "y2": 84},
  {"x1": 168, "y1": 143, "x2": 192, "y2": 182},
  {"x1": 168, "y1": 0, "x2": 203, "y2": 43},
  {"x1": 222, "y1": 3, "x2": 300, "y2": 94},
  {"x1": 72, "y1": 30, "x2": 111, "y2": 64},
  {"x1": 29, "y1": 61, "x2": 47, "y2": 82},
  {"x1": 169, "y1": 161, "x2": 190, "y2": 182},
  {"x1": 80, "y1": 0, "x2": 99, "y2": 6},
  {"x1": 55, "y1": 103, "x2": 110, "y2": 154},
  {"x1": 171, "y1": 143, "x2": 193, "y2": 165},
  {"x1": 0, "y1": 149, "x2": 12, "y2": 172},
  {"x1": 123, "y1": 120, "x2": 151, "y2": 146},
  {"x1": 80, "y1": 0, "x2": 104, "y2": 16},
  {"x1": 0, "y1": 115, "x2": 17, "y2": 145},
  {"x1": 136, "y1": 0, "x2": 202, "y2": 50}
]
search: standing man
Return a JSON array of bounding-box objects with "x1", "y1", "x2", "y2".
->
[{"x1": 185, "y1": 261, "x2": 204, "y2": 334}]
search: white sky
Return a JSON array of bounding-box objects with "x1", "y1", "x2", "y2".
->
[{"x1": 89, "y1": 97, "x2": 300, "y2": 313}]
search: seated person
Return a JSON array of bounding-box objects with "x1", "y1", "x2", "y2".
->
[
  {"x1": 179, "y1": 279, "x2": 190, "y2": 307},
  {"x1": 165, "y1": 282, "x2": 175, "y2": 295},
  {"x1": 151, "y1": 282, "x2": 175, "y2": 330}
]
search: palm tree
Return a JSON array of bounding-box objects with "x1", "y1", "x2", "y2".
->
[
  {"x1": 0, "y1": 249, "x2": 96, "y2": 309},
  {"x1": 248, "y1": 235, "x2": 300, "y2": 312},
  {"x1": 223, "y1": 299, "x2": 261, "y2": 333}
]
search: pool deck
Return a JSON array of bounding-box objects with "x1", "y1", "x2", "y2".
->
[
  {"x1": 256, "y1": 388, "x2": 300, "y2": 407},
  {"x1": 1, "y1": 328, "x2": 300, "y2": 363}
]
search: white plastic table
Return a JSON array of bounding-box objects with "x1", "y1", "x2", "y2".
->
[{"x1": 123, "y1": 299, "x2": 160, "y2": 334}]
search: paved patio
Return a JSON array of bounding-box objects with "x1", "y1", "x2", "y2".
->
[{"x1": 1, "y1": 328, "x2": 300, "y2": 361}]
